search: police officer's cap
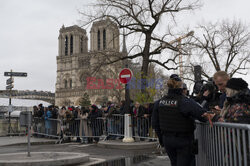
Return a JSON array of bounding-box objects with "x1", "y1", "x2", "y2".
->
[{"x1": 170, "y1": 74, "x2": 182, "y2": 82}]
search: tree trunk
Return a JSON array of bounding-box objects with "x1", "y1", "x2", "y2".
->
[{"x1": 141, "y1": 33, "x2": 151, "y2": 94}]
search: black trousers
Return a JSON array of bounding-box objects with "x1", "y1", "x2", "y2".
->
[{"x1": 163, "y1": 134, "x2": 195, "y2": 166}]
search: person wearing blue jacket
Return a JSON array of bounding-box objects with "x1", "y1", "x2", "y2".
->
[
  {"x1": 45, "y1": 105, "x2": 53, "y2": 136},
  {"x1": 152, "y1": 74, "x2": 209, "y2": 166}
]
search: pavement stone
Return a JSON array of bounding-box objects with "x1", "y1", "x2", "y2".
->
[
  {"x1": 0, "y1": 152, "x2": 89, "y2": 166},
  {"x1": 137, "y1": 156, "x2": 171, "y2": 166},
  {"x1": 0, "y1": 137, "x2": 171, "y2": 165},
  {"x1": 97, "y1": 140, "x2": 158, "y2": 150},
  {"x1": 0, "y1": 136, "x2": 57, "y2": 147}
]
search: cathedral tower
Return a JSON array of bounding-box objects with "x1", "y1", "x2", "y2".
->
[
  {"x1": 90, "y1": 18, "x2": 119, "y2": 52},
  {"x1": 56, "y1": 20, "x2": 124, "y2": 106},
  {"x1": 58, "y1": 25, "x2": 88, "y2": 56}
]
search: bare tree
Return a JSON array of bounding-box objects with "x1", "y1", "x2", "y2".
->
[
  {"x1": 190, "y1": 20, "x2": 250, "y2": 78},
  {"x1": 80, "y1": 0, "x2": 201, "y2": 92}
]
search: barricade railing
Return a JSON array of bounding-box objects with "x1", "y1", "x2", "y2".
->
[
  {"x1": 32, "y1": 117, "x2": 61, "y2": 139},
  {"x1": 132, "y1": 116, "x2": 157, "y2": 140},
  {"x1": 195, "y1": 121, "x2": 250, "y2": 166},
  {"x1": 33, "y1": 114, "x2": 158, "y2": 142},
  {"x1": 61, "y1": 117, "x2": 105, "y2": 142},
  {"x1": 106, "y1": 114, "x2": 124, "y2": 138}
]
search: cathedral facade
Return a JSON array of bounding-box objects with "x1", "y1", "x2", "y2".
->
[{"x1": 55, "y1": 19, "x2": 125, "y2": 106}]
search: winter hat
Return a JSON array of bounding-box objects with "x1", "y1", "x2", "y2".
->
[
  {"x1": 48, "y1": 105, "x2": 53, "y2": 109},
  {"x1": 226, "y1": 78, "x2": 248, "y2": 91},
  {"x1": 91, "y1": 104, "x2": 97, "y2": 110},
  {"x1": 170, "y1": 74, "x2": 182, "y2": 82}
]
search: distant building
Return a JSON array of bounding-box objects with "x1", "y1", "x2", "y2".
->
[
  {"x1": 0, "y1": 90, "x2": 54, "y2": 104},
  {"x1": 0, "y1": 97, "x2": 51, "y2": 118},
  {"x1": 55, "y1": 19, "x2": 126, "y2": 106}
]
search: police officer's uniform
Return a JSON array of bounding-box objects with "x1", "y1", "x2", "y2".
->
[{"x1": 152, "y1": 76, "x2": 207, "y2": 166}]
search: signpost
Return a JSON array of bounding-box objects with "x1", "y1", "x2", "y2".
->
[
  {"x1": 4, "y1": 72, "x2": 27, "y2": 77},
  {"x1": 4, "y1": 70, "x2": 27, "y2": 135},
  {"x1": 8, "y1": 105, "x2": 13, "y2": 113},
  {"x1": 6, "y1": 78, "x2": 14, "y2": 85},
  {"x1": 6, "y1": 78, "x2": 14, "y2": 90},
  {"x1": 119, "y1": 68, "x2": 134, "y2": 143},
  {"x1": 6, "y1": 84, "x2": 14, "y2": 90},
  {"x1": 119, "y1": 68, "x2": 133, "y2": 84}
]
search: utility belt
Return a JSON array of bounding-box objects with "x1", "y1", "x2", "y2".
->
[{"x1": 162, "y1": 131, "x2": 193, "y2": 137}]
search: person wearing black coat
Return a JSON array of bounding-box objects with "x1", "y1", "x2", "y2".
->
[
  {"x1": 130, "y1": 101, "x2": 146, "y2": 139},
  {"x1": 152, "y1": 74, "x2": 209, "y2": 166},
  {"x1": 88, "y1": 105, "x2": 102, "y2": 142}
]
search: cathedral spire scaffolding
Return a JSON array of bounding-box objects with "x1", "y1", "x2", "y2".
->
[{"x1": 122, "y1": 31, "x2": 127, "y2": 54}]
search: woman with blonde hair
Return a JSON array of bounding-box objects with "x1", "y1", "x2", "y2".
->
[{"x1": 213, "y1": 78, "x2": 250, "y2": 123}]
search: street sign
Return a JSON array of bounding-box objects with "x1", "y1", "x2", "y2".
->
[
  {"x1": 119, "y1": 68, "x2": 133, "y2": 84},
  {"x1": 6, "y1": 84, "x2": 14, "y2": 90},
  {"x1": 6, "y1": 78, "x2": 14, "y2": 85},
  {"x1": 4, "y1": 72, "x2": 27, "y2": 77},
  {"x1": 8, "y1": 105, "x2": 13, "y2": 113}
]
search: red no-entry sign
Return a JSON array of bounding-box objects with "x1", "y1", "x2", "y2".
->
[{"x1": 119, "y1": 68, "x2": 133, "y2": 84}]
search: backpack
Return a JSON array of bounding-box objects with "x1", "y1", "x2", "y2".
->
[
  {"x1": 51, "y1": 109, "x2": 58, "y2": 119},
  {"x1": 37, "y1": 110, "x2": 44, "y2": 117}
]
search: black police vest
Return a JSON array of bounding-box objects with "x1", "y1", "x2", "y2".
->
[{"x1": 158, "y1": 95, "x2": 195, "y2": 133}]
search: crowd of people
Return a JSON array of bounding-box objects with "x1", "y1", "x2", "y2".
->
[
  {"x1": 32, "y1": 100, "x2": 155, "y2": 143},
  {"x1": 196, "y1": 71, "x2": 250, "y2": 124}
]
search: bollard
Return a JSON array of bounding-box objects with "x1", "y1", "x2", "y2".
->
[
  {"x1": 20, "y1": 109, "x2": 32, "y2": 157},
  {"x1": 27, "y1": 110, "x2": 31, "y2": 157},
  {"x1": 122, "y1": 114, "x2": 134, "y2": 143}
]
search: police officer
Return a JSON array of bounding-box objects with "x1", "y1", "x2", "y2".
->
[{"x1": 152, "y1": 74, "x2": 208, "y2": 166}]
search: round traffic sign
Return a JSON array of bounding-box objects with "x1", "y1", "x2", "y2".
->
[{"x1": 119, "y1": 68, "x2": 133, "y2": 84}]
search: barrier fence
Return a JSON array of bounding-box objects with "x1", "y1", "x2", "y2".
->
[
  {"x1": 32, "y1": 115, "x2": 250, "y2": 165},
  {"x1": 195, "y1": 122, "x2": 250, "y2": 166},
  {"x1": 132, "y1": 116, "x2": 156, "y2": 140},
  {"x1": 32, "y1": 117, "x2": 61, "y2": 139},
  {"x1": 106, "y1": 114, "x2": 124, "y2": 138},
  {"x1": 61, "y1": 117, "x2": 105, "y2": 142},
  {"x1": 32, "y1": 114, "x2": 156, "y2": 142}
]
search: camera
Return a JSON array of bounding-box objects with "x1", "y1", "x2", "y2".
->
[
  {"x1": 193, "y1": 78, "x2": 216, "y2": 95},
  {"x1": 192, "y1": 78, "x2": 221, "y2": 108}
]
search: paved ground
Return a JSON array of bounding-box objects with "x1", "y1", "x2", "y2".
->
[
  {"x1": 0, "y1": 136, "x2": 171, "y2": 165},
  {"x1": 0, "y1": 136, "x2": 56, "y2": 147},
  {"x1": 0, "y1": 152, "x2": 89, "y2": 166}
]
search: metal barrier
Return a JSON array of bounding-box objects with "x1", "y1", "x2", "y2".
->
[
  {"x1": 132, "y1": 116, "x2": 156, "y2": 140},
  {"x1": 195, "y1": 122, "x2": 250, "y2": 166},
  {"x1": 32, "y1": 114, "x2": 157, "y2": 142},
  {"x1": 31, "y1": 114, "x2": 250, "y2": 165},
  {"x1": 32, "y1": 117, "x2": 61, "y2": 139},
  {"x1": 61, "y1": 117, "x2": 105, "y2": 143},
  {"x1": 106, "y1": 114, "x2": 124, "y2": 138}
]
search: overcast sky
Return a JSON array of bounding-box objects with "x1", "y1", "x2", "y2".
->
[{"x1": 0, "y1": 0, "x2": 249, "y2": 92}]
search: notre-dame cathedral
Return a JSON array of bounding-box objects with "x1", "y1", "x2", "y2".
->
[{"x1": 55, "y1": 19, "x2": 126, "y2": 106}]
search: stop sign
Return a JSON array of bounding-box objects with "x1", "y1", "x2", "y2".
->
[{"x1": 119, "y1": 68, "x2": 133, "y2": 84}]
